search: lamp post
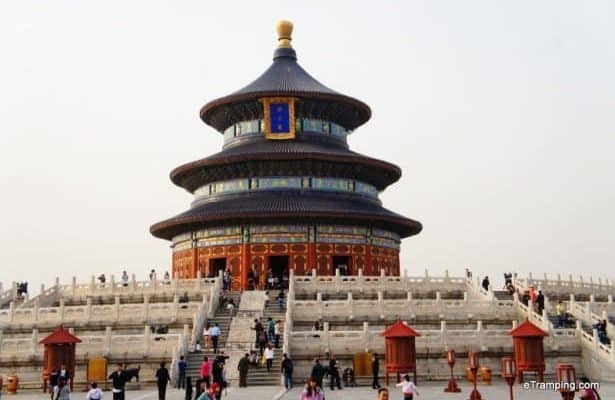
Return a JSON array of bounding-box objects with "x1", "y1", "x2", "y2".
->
[
  {"x1": 444, "y1": 349, "x2": 461, "y2": 392},
  {"x1": 556, "y1": 364, "x2": 576, "y2": 400},
  {"x1": 468, "y1": 351, "x2": 482, "y2": 400},
  {"x1": 501, "y1": 357, "x2": 515, "y2": 400}
]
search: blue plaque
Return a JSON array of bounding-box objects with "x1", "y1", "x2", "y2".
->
[
  {"x1": 270, "y1": 103, "x2": 290, "y2": 133},
  {"x1": 261, "y1": 97, "x2": 296, "y2": 139}
]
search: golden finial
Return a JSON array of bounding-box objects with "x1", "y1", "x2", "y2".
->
[{"x1": 276, "y1": 20, "x2": 293, "y2": 48}]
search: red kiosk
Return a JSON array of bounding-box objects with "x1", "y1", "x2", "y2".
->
[
  {"x1": 382, "y1": 319, "x2": 421, "y2": 384},
  {"x1": 40, "y1": 327, "x2": 81, "y2": 391},
  {"x1": 509, "y1": 319, "x2": 548, "y2": 383}
]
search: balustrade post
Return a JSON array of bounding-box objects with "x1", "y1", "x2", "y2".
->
[
  {"x1": 511, "y1": 320, "x2": 518, "y2": 329},
  {"x1": 557, "y1": 273, "x2": 562, "y2": 287},
  {"x1": 40, "y1": 283, "x2": 45, "y2": 295},
  {"x1": 444, "y1": 268, "x2": 449, "y2": 281},
  {"x1": 33, "y1": 298, "x2": 40, "y2": 323},
  {"x1": 173, "y1": 295, "x2": 179, "y2": 321},
  {"x1": 585, "y1": 302, "x2": 592, "y2": 321},
  {"x1": 143, "y1": 295, "x2": 150, "y2": 321},
  {"x1": 131, "y1": 274, "x2": 137, "y2": 291},
  {"x1": 593, "y1": 328, "x2": 600, "y2": 348},
  {"x1": 335, "y1": 268, "x2": 341, "y2": 292},
  {"x1": 72, "y1": 276, "x2": 78, "y2": 297},
  {"x1": 363, "y1": 321, "x2": 370, "y2": 352},
  {"x1": 527, "y1": 300, "x2": 534, "y2": 320},
  {"x1": 311, "y1": 268, "x2": 317, "y2": 278},
  {"x1": 323, "y1": 322, "x2": 330, "y2": 352},
  {"x1": 8, "y1": 301, "x2": 15, "y2": 324},
  {"x1": 378, "y1": 291, "x2": 384, "y2": 319},
  {"x1": 104, "y1": 326, "x2": 112, "y2": 356},
  {"x1": 608, "y1": 295, "x2": 613, "y2": 304},
  {"x1": 110, "y1": 275, "x2": 116, "y2": 294},
  {"x1": 317, "y1": 292, "x2": 323, "y2": 319},
  {"x1": 172, "y1": 278, "x2": 178, "y2": 294},
  {"x1": 0, "y1": 329, "x2": 3, "y2": 353},
  {"x1": 543, "y1": 272, "x2": 548, "y2": 288},
  {"x1": 55, "y1": 276, "x2": 60, "y2": 287},
  {"x1": 348, "y1": 292, "x2": 354, "y2": 320},
  {"x1": 513, "y1": 291, "x2": 519, "y2": 303},
  {"x1": 31, "y1": 328, "x2": 39, "y2": 355},
  {"x1": 542, "y1": 309, "x2": 551, "y2": 332},
  {"x1": 89, "y1": 275, "x2": 95, "y2": 294},
  {"x1": 86, "y1": 298, "x2": 92, "y2": 322},
  {"x1": 463, "y1": 291, "x2": 468, "y2": 302},
  {"x1": 183, "y1": 324, "x2": 190, "y2": 355},
  {"x1": 114, "y1": 296, "x2": 120, "y2": 322},
  {"x1": 59, "y1": 298, "x2": 65, "y2": 324},
  {"x1": 476, "y1": 320, "x2": 484, "y2": 350},
  {"x1": 144, "y1": 325, "x2": 151, "y2": 357}
]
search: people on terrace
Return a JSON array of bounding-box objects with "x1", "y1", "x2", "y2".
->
[
  {"x1": 97, "y1": 274, "x2": 106, "y2": 288},
  {"x1": 536, "y1": 290, "x2": 545, "y2": 314},
  {"x1": 121, "y1": 270, "x2": 129, "y2": 286},
  {"x1": 481, "y1": 276, "x2": 490, "y2": 291},
  {"x1": 301, "y1": 377, "x2": 325, "y2": 400}
]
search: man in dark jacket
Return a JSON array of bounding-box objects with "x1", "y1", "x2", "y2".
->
[
  {"x1": 311, "y1": 359, "x2": 325, "y2": 388},
  {"x1": 371, "y1": 353, "x2": 381, "y2": 389},
  {"x1": 49, "y1": 368, "x2": 59, "y2": 400},
  {"x1": 281, "y1": 353, "x2": 294, "y2": 389},
  {"x1": 328, "y1": 356, "x2": 342, "y2": 390},
  {"x1": 237, "y1": 353, "x2": 250, "y2": 388},
  {"x1": 108, "y1": 364, "x2": 128, "y2": 400},
  {"x1": 155, "y1": 362, "x2": 171, "y2": 400}
]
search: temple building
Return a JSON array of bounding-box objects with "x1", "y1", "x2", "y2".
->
[{"x1": 150, "y1": 21, "x2": 422, "y2": 288}]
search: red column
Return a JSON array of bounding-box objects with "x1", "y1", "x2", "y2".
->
[
  {"x1": 307, "y1": 243, "x2": 316, "y2": 273},
  {"x1": 191, "y1": 248, "x2": 199, "y2": 278},
  {"x1": 241, "y1": 244, "x2": 250, "y2": 289}
]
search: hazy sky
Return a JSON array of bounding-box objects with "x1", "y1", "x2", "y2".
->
[{"x1": 1, "y1": 1, "x2": 614, "y2": 292}]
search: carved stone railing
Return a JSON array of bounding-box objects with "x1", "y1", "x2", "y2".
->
[
  {"x1": 291, "y1": 295, "x2": 516, "y2": 322},
  {"x1": 0, "y1": 298, "x2": 200, "y2": 328},
  {"x1": 518, "y1": 272, "x2": 615, "y2": 297},
  {"x1": 293, "y1": 269, "x2": 467, "y2": 295},
  {"x1": 282, "y1": 269, "x2": 295, "y2": 357},
  {"x1": 54, "y1": 276, "x2": 217, "y2": 300},
  {"x1": 288, "y1": 320, "x2": 579, "y2": 356},
  {"x1": 0, "y1": 328, "x2": 183, "y2": 360}
]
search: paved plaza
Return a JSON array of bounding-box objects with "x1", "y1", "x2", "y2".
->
[{"x1": 6, "y1": 381, "x2": 615, "y2": 400}]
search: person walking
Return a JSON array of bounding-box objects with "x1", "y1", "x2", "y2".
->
[
  {"x1": 177, "y1": 355, "x2": 187, "y2": 389},
  {"x1": 237, "y1": 353, "x2": 250, "y2": 388},
  {"x1": 264, "y1": 344, "x2": 275, "y2": 372},
  {"x1": 536, "y1": 290, "x2": 545, "y2": 314},
  {"x1": 200, "y1": 356, "x2": 212, "y2": 384},
  {"x1": 55, "y1": 378, "x2": 70, "y2": 400},
  {"x1": 371, "y1": 352, "x2": 381, "y2": 389},
  {"x1": 86, "y1": 382, "x2": 103, "y2": 400},
  {"x1": 49, "y1": 368, "x2": 59, "y2": 400},
  {"x1": 395, "y1": 374, "x2": 419, "y2": 399},
  {"x1": 209, "y1": 323, "x2": 221, "y2": 354},
  {"x1": 281, "y1": 353, "x2": 293, "y2": 389},
  {"x1": 155, "y1": 362, "x2": 171, "y2": 400},
  {"x1": 328, "y1": 356, "x2": 342, "y2": 390},
  {"x1": 267, "y1": 317, "x2": 275, "y2": 343},
  {"x1": 556, "y1": 300, "x2": 567, "y2": 327},
  {"x1": 277, "y1": 290, "x2": 285, "y2": 311},
  {"x1": 311, "y1": 359, "x2": 325, "y2": 389},
  {"x1": 108, "y1": 364, "x2": 127, "y2": 400},
  {"x1": 257, "y1": 327, "x2": 268, "y2": 356},
  {"x1": 481, "y1": 276, "x2": 490, "y2": 291}
]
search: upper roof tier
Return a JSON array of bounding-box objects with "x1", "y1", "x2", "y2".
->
[{"x1": 200, "y1": 21, "x2": 371, "y2": 133}]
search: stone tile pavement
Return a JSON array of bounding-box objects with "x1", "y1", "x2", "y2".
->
[{"x1": 4, "y1": 381, "x2": 615, "y2": 400}]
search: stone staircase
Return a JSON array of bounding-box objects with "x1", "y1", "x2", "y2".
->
[
  {"x1": 245, "y1": 290, "x2": 286, "y2": 386},
  {"x1": 185, "y1": 291, "x2": 241, "y2": 382}
]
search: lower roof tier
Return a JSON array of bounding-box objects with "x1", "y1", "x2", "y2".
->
[
  {"x1": 150, "y1": 191, "x2": 422, "y2": 240},
  {"x1": 170, "y1": 137, "x2": 402, "y2": 192}
]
